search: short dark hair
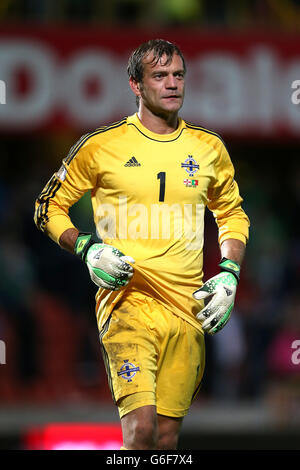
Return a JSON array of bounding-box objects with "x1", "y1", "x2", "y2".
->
[{"x1": 127, "y1": 38, "x2": 186, "y2": 83}]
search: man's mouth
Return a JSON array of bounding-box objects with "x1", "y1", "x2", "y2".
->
[{"x1": 163, "y1": 95, "x2": 180, "y2": 99}]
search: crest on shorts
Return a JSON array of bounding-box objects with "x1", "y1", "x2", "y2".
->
[{"x1": 117, "y1": 359, "x2": 140, "y2": 382}]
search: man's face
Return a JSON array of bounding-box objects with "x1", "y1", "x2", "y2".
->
[{"x1": 137, "y1": 52, "x2": 185, "y2": 115}]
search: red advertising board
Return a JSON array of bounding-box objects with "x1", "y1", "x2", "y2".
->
[
  {"x1": 0, "y1": 27, "x2": 300, "y2": 139},
  {"x1": 23, "y1": 422, "x2": 123, "y2": 450}
]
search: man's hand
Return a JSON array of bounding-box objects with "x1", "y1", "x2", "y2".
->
[
  {"x1": 193, "y1": 258, "x2": 240, "y2": 335},
  {"x1": 75, "y1": 233, "x2": 135, "y2": 291}
]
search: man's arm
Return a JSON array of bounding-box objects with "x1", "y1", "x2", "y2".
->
[
  {"x1": 220, "y1": 238, "x2": 245, "y2": 265},
  {"x1": 193, "y1": 141, "x2": 249, "y2": 335},
  {"x1": 34, "y1": 139, "x2": 135, "y2": 291},
  {"x1": 59, "y1": 228, "x2": 79, "y2": 254}
]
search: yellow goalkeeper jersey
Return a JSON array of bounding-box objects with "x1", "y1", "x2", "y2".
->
[{"x1": 34, "y1": 113, "x2": 250, "y2": 333}]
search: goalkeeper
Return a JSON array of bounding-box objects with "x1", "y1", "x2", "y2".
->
[{"x1": 34, "y1": 39, "x2": 249, "y2": 450}]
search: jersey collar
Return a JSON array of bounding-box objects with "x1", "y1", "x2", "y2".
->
[{"x1": 127, "y1": 113, "x2": 185, "y2": 142}]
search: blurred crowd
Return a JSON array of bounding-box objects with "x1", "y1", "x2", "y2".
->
[{"x1": 1, "y1": 0, "x2": 300, "y2": 32}]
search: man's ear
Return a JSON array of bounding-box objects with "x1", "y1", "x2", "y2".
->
[{"x1": 129, "y1": 77, "x2": 141, "y2": 98}]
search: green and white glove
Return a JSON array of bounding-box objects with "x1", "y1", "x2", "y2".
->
[
  {"x1": 75, "y1": 232, "x2": 135, "y2": 291},
  {"x1": 193, "y1": 258, "x2": 240, "y2": 335}
]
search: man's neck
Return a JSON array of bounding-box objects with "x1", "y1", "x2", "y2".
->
[{"x1": 137, "y1": 108, "x2": 179, "y2": 134}]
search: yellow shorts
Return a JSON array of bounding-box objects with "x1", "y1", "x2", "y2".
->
[{"x1": 99, "y1": 292, "x2": 205, "y2": 419}]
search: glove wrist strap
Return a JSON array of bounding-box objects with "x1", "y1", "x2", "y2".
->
[
  {"x1": 219, "y1": 257, "x2": 240, "y2": 283},
  {"x1": 75, "y1": 232, "x2": 97, "y2": 261}
]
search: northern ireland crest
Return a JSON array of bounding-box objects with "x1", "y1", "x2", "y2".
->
[
  {"x1": 117, "y1": 359, "x2": 140, "y2": 382},
  {"x1": 181, "y1": 156, "x2": 199, "y2": 177}
]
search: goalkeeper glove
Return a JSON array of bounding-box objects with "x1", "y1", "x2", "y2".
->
[
  {"x1": 75, "y1": 232, "x2": 135, "y2": 291},
  {"x1": 193, "y1": 258, "x2": 240, "y2": 335}
]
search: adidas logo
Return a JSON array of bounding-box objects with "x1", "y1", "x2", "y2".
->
[{"x1": 124, "y1": 157, "x2": 141, "y2": 167}]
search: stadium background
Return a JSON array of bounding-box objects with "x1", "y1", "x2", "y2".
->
[{"x1": 0, "y1": 0, "x2": 300, "y2": 450}]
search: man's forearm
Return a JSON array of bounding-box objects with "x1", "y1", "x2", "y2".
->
[
  {"x1": 220, "y1": 238, "x2": 246, "y2": 265},
  {"x1": 58, "y1": 228, "x2": 79, "y2": 254}
]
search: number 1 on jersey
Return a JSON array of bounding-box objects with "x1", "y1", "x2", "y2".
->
[{"x1": 157, "y1": 172, "x2": 166, "y2": 202}]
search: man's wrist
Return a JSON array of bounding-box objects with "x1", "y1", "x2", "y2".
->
[
  {"x1": 219, "y1": 257, "x2": 240, "y2": 283},
  {"x1": 59, "y1": 228, "x2": 80, "y2": 254},
  {"x1": 75, "y1": 232, "x2": 98, "y2": 261}
]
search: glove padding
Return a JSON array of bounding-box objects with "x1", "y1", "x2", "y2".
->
[
  {"x1": 86, "y1": 243, "x2": 135, "y2": 290},
  {"x1": 75, "y1": 233, "x2": 135, "y2": 291},
  {"x1": 193, "y1": 272, "x2": 237, "y2": 335}
]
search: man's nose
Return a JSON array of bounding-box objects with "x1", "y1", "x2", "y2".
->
[{"x1": 165, "y1": 75, "x2": 177, "y2": 88}]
